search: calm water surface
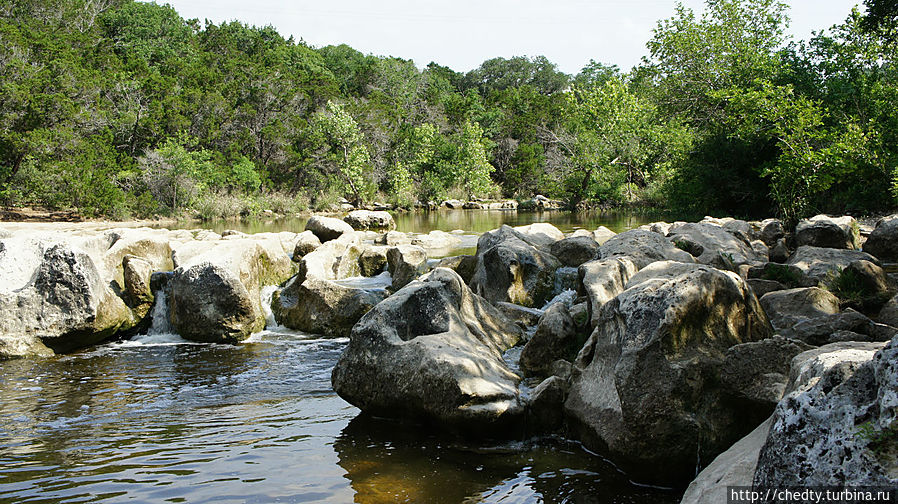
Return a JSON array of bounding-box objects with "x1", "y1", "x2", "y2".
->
[{"x1": 0, "y1": 211, "x2": 682, "y2": 503}]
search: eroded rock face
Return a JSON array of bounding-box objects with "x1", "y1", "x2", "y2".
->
[
  {"x1": 272, "y1": 276, "x2": 385, "y2": 337},
  {"x1": 170, "y1": 262, "x2": 260, "y2": 344},
  {"x1": 759, "y1": 287, "x2": 841, "y2": 333},
  {"x1": 305, "y1": 215, "x2": 354, "y2": 242},
  {"x1": 331, "y1": 268, "x2": 523, "y2": 429},
  {"x1": 599, "y1": 229, "x2": 695, "y2": 270},
  {"x1": 759, "y1": 219, "x2": 785, "y2": 247},
  {"x1": 520, "y1": 303, "x2": 583, "y2": 376},
  {"x1": 863, "y1": 214, "x2": 898, "y2": 262},
  {"x1": 795, "y1": 214, "x2": 860, "y2": 250},
  {"x1": 343, "y1": 210, "x2": 396, "y2": 231},
  {"x1": 564, "y1": 262, "x2": 773, "y2": 485},
  {"x1": 0, "y1": 239, "x2": 135, "y2": 357},
  {"x1": 577, "y1": 257, "x2": 638, "y2": 329},
  {"x1": 512, "y1": 223, "x2": 565, "y2": 247},
  {"x1": 720, "y1": 336, "x2": 815, "y2": 408},
  {"x1": 668, "y1": 222, "x2": 763, "y2": 266},
  {"x1": 753, "y1": 338, "x2": 898, "y2": 487},
  {"x1": 787, "y1": 246, "x2": 879, "y2": 283},
  {"x1": 292, "y1": 231, "x2": 321, "y2": 260},
  {"x1": 880, "y1": 294, "x2": 898, "y2": 327},
  {"x1": 469, "y1": 226, "x2": 560, "y2": 308},
  {"x1": 550, "y1": 236, "x2": 599, "y2": 267},
  {"x1": 387, "y1": 245, "x2": 428, "y2": 290}
]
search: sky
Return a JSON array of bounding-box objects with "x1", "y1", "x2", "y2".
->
[{"x1": 160, "y1": 0, "x2": 863, "y2": 74}]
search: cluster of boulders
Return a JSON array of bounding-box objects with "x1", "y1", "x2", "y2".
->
[{"x1": 3, "y1": 210, "x2": 897, "y2": 494}]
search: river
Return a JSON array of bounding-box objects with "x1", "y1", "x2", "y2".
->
[{"x1": 0, "y1": 210, "x2": 682, "y2": 503}]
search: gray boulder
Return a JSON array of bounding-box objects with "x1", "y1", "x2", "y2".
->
[
  {"x1": 550, "y1": 236, "x2": 599, "y2": 267},
  {"x1": 170, "y1": 262, "x2": 260, "y2": 344},
  {"x1": 863, "y1": 214, "x2": 898, "y2": 262},
  {"x1": 788, "y1": 245, "x2": 879, "y2": 282},
  {"x1": 754, "y1": 338, "x2": 898, "y2": 487},
  {"x1": 668, "y1": 222, "x2": 763, "y2": 265},
  {"x1": 386, "y1": 245, "x2": 428, "y2": 290},
  {"x1": 600, "y1": 229, "x2": 695, "y2": 269},
  {"x1": 795, "y1": 214, "x2": 860, "y2": 250},
  {"x1": 520, "y1": 303, "x2": 583, "y2": 376},
  {"x1": 358, "y1": 246, "x2": 389, "y2": 277},
  {"x1": 512, "y1": 223, "x2": 565, "y2": 247},
  {"x1": 272, "y1": 276, "x2": 385, "y2": 337},
  {"x1": 433, "y1": 255, "x2": 477, "y2": 284},
  {"x1": 759, "y1": 219, "x2": 785, "y2": 247},
  {"x1": 747, "y1": 278, "x2": 786, "y2": 298},
  {"x1": 305, "y1": 215, "x2": 354, "y2": 242},
  {"x1": 411, "y1": 230, "x2": 462, "y2": 251},
  {"x1": 292, "y1": 230, "x2": 321, "y2": 259},
  {"x1": 343, "y1": 210, "x2": 396, "y2": 231},
  {"x1": 375, "y1": 230, "x2": 413, "y2": 247},
  {"x1": 783, "y1": 309, "x2": 896, "y2": 345},
  {"x1": 593, "y1": 226, "x2": 617, "y2": 245},
  {"x1": 880, "y1": 294, "x2": 898, "y2": 327},
  {"x1": 844, "y1": 259, "x2": 894, "y2": 298},
  {"x1": 720, "y1": 336, "x2": 815, "y2": 408},
  {"x1": 759, "y1": 287, "x2": 841, "y2": 333},
  {"x1": 527, "y1": 376, "x2": 568, "y2": 434},
  {"x1": 331, "y1": 268, "x2": 523, "y2": 429},
  {"x1": 469, "y1": 226, "x2": 561, "y2": 308},
  {"x1": 565, "y1": 262, "x2": 773, "y2": 484},
  {"x1": 577, "y1": 257, "x2": 638, "y2": 329}
]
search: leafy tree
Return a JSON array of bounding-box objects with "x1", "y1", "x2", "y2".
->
[{"x1": 311, "y1": 101, "x2": 373, "y2": 205}]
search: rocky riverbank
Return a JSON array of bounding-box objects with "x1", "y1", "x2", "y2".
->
[{"x1": 2, "y1": 211, "x2": 897, "y2": 493}]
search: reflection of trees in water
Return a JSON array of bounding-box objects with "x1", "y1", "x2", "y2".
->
[{"x1": 333, "y1": 414, "x2": 681, "y2": 504}]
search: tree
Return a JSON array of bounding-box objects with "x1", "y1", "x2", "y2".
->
[{"x1": 311, "y1": 101, "x2": 372, "y2": 205}]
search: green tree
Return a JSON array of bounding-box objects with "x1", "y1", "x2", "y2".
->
[{"x1": 311, "y1": 101, "x2": 373, "y2": 205}]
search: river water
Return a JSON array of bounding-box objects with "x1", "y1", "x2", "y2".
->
[{"x1": 0, "y1": 210, "x2": 682, "y2": 503}]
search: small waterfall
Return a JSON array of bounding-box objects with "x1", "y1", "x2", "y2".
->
[
  {"x1": 260, "y1": 285, "x2": 280, "y2": 329},
  {"x1": 147, "y1": 290, "x2": 173, "y2": 335}
]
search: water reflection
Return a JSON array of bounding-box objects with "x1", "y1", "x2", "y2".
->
[
  {"x1": 156, "y1": 209, "x2": 669, "y2": 236},
  {"x1": 334, "y1": 415, "x2": 680, "y2": 504}
]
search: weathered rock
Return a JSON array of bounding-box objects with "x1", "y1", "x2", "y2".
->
[
  {"x1": 863, "y1": 214, "x2": 898, "y2": 262},
  {"x1": 549, "y1": 236, "x2": 600, "y2": 267},
  {"x1": 469, "y1": 226, "x2": 561, "y2": 308},
  {"x1": 640, "y1": 221, "x2": 673, "y2": 235},
  {"x1": 880, "y1": 294, "x2": 898, "y2": 327},
  {"x1": 122, "y1": 254, "x2": 154, "y2": 309},
  {"x1": 593, "y1": 226, "x2": 617, "y2": 245},
  {"x1": 292, "y1": 230, "x2": 321, "y2": 260},
  {"x1": 334, "y1": 244, "x2": 364, "y2": 279},
  {"x1": 441, "y1": 199, "x2": 464, "y2": 209},
  {"x1": 668, "y1": 222, "x2": 763, "y2": 265},
  {"x1": 296, "y1": 233, "x2": 362, "y2": 282},
  {"x1": 720, "y1": 336, "x2": 815, "y2": 408},
  {"x1": 358, "y1": 246, "x2": 389, "y2": 277},
  {"x1": 512, "y1": 223, "x2": 565, "y2": 247},
  {"x1": 759, "y1": 287, "x2": 841, "y2": 333},
  {"x1": 747, "y1": 278, "x2": 786, "y2": 298},
  {"x1": 375, "y1": 230, "x2": 413, "y2": 246},
  {"x1": 272, "y1": 276, "x2": 385, "y2": 337},
  {"x1": 527, "y1": 376, "x2": 568, "y2": 434},
  {"x1": 845, "y1": 259, "x2": 894, "y2": 297},
  {"x1": 759, "y1": 219, "x2": 785, "y2": 247},
  {"x1": 169, "y1": 262, "x2": 260, "y2": 343},
  {"x1": 787, "y1": 245, "x2": 879, "y2": 283},
  {"x1": 305, "y1": 215, "x2": 354, "y2": 243},
  {"x1": 411, "y1": 230, "x2": 462, "y2": 251},
  {"x1": 599, "y1": 229, "x2": 695, "y2": 270},
  {"x1": 386, "y1": 245, "x2": 428, "y2": 290},
  {"x1": 343, "y1": 210, "x2": 396, "y2": 231},
  {"x1": 795, "y1": 214, "x2": 860, "y2": 250},
  {"x1": 520, "y1": 303, "x2": 583, "y2": 376},
  {"x1": 680, "y1": 417, "x2": 773, "y2": 504},
  {"x1": 784, "y1": 309, "x2": 894, "y2": 345},
  {"x1": 577, "y1": 257, "x2": 638, "y2": 329},
  {"x1": 433, "y1": 254, "x2": 477, "y2": 284},
  {"x1": 495, "y1": 302, "x2": 544, "y2": 328},
  {"x1": 331, "y1": 268, "x2": 523, "y2": 429},
  {"x1": 565, "y1": 262, "x2": 773, "y2": 485},
  {"x1": 753, "y1": 337, "x2": 898, "y2": 487},
  {"x1": 769, "y1": 238, "x2": 790, "y2": 263}
]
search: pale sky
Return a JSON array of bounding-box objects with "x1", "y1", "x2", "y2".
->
[{"x1": 160, "y1": 0, "x2": 862, "y2": 74}]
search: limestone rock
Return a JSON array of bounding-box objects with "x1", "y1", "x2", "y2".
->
[
  {"x1": 863, "y1": 214, "x2": 898, "y2": 262},
  {"x1": 358, "y1": 246, "x2": 389, "y2": 277},
  {"x1": 759, "y1": 219, "x2": 785, "y2": 247},
  {"x1": 565, "y1": 262, "x2": 772, "y2": 485},
  {"x1": 668, "y1": 222, "x2": 763, "y2": 265},
  {"x1": 331, "y1": 268, "x2": 523, "y2": 429},
  {"x1": 343, "y1": 210, "x2": 396, "y2": 231},
  {"x1": 387, "y1": 245, "x2": 428, "y2": 290},
  {"x1": 520, "y1": 303, "x2": 583, "y2": 376},
  {"x1": 305, "y1": 215, "x2": 354, "y2": 242},
  {"x1": 512, "y1": 223, "x2": 565, "y2": 247},
  {"x1": 272, "y1": 276, "x2": 385, "y2": 337},
  {"x1": 759, "y1": 287, "x2": 841, "y2": 333},
  {"x1": 599, "y1": 229, "x2": 695, "y2": 270},
  {"x1": 593, "y1": 226, "x2": 617, "y2": 245},
  {"x1": 550, "y1": 236, "x2": 600, "y2": 267},
  {"x1": 720, "y1": 336, "x2": 814, "y2": 408},
  {"x1": 577, "y1": 257, "x2": 638, "y2": 329},
  {"x1": 787, "y1": 245, "x2": 879, "y2": 282},
  {"x1": 795, "y1": 214, "x2": 861, "y2": 250},
  {"x1": 292, "y1": 230, "x2": 321, "y2": 260}
]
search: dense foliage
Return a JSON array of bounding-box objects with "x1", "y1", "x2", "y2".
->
[{"x1": 0, "y1": 0, "x2": 896, "y2": 221}]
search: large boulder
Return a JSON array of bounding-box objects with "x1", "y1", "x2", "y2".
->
[
  {"x1": 787, "y1": 245, "x2": 879, "y2": 283},
  {"x1": 296, "y1": 232, "x2": 362, "y2": 282},
  {"x1": 386, "y1": 245, "x2": 428, "y2": 290},
  {"x1": 411, "y1": 230, "x2": 462, "y2": 252},
  {"x1": 0, "y1": 239, "x2": 135, "y2": 356},
  {"x1": 720, "y1": 336, "x2": 814, "y2": 409},
  {"x1": 593, "y1": 226, "x2": 617, "y2": 245},
  {"x1": 758, "y1": 219, "x2": 785, "y2": 247},
  {"x1": 782, "y1": 309, "x2": 895, "y2": 345},
  {"x1": 577, "y1": 257, "x2": 638, "y2": 329},
  {"x1": 795, "y1": 214, "x2": 861, "y2": 250},
  {"x1": 469, "y1": 226, "x2": 561, "y2": 307},
  {"x1": 292, "y1": 230, "x2": 321, "y2": 259},
  {"x1": 754, "y1": 338, "x2": 897, "y2": 487},
  {"x1": 880, "y1": 294, "x2": 898, "y2": 327},
  {"x1": 863, "y1": 214, "x2": 898, "y2": 262},
  {"x1": 512, "y1": 223, "x2": 565, "y2": 247},
  {"x1": 305, "y1": 215, "x2": 354, "y2": 242},
  {"x1": 271, "y1": 276, "x2": 385, "y2": 337},
  {"x1": 550, "y1": 236, "x2": 599, "y2": 267},
  {"x1": 331, "y1": 268, "x2": 523, "y2": 429},
  {"x1": 564, "y1": 262, "x2": 773, "y2": 485},
  {"x1": 519, "y1": 303, "x2": 584, "y2": 376},
  {"x1": 599, "y1": 229, "x2": 695, "y2": 269},
  {"x1": 343, "y1": 210, "x2": 396, "y2": 231},
  {"x1": 759, "y1": 287, "x2": 841, "y2": 333},
  {"x1": 668, "y1": 222, "x2": 763, "y2": 266}
]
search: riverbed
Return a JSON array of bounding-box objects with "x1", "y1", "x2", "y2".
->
[{"x1": 0, "y1": 210, "x2": 682, "y2": 503}]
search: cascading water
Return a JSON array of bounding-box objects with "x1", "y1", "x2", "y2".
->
[{"x1": 147, "y1": 289, "x2": 173, "y2": 335}]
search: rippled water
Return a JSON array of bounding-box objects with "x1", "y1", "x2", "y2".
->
[{"x1": 0, "y1": 211, "x2": 683, "y2": 503}]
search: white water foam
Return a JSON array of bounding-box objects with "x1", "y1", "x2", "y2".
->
[{"x1": 332, "y1": 271, "x2": 392, "y2": 291}]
